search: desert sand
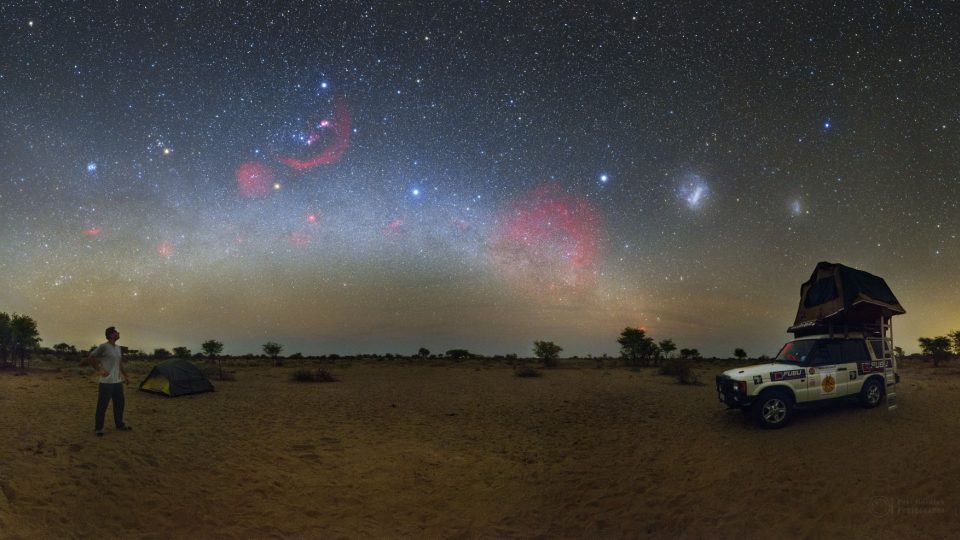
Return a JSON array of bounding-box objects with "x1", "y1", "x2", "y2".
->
[{"x1": 1, "y1": 359, "x2": 958, "y2": 539}]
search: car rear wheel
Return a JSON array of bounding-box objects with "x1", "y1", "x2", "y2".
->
[
  {"x1": 859, "y1": 378, "x2": 884, "y2": 408},
  {"x1": 752, "y1": 389, "x2": 793, "y2": 429}
]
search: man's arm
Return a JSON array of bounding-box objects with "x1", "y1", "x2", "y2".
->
[
  {"x1": 120, "y1": 358, "x2": 129, "y2": 383},
  {"x1": 86, "y1": 349, "x2": 108, "y2": 377}
]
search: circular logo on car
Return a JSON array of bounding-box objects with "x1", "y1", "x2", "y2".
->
[{"x1": 822, "y1": 375, "x2": 836, "y2": 393}]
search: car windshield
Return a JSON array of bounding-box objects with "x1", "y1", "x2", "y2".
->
[{"x1": 775, "y1": 340, "x2": 817, "y2": 364}]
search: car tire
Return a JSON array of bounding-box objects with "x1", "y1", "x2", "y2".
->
[
  {"x1": 752, "y1": 389, "x2": 793, "y2": 429},
  {"x1": 859, "y1": 377, "x2": 884, "y2": 408}
]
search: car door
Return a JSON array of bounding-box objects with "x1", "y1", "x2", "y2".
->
[
  {"x1": 807, "y1": 339, "x2": 844, "y2": 399},
  {"x1": 840, "y1": 339, "x2": 870, "y2": 395}
]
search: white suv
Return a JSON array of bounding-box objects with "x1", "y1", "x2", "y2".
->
[{"x1": 716, "y1": 334, "x2": 896, "y2": 429}]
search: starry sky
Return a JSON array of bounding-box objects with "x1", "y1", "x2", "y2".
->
[{"x1": 1, "y1": 2, "x2": 957, "y2": 357}]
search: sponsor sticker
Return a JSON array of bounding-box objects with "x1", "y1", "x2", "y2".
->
[
  {"x1": 770, "y1": 369, "x2": 805, "y2": 381},
  {"x1": 753, "y1": 375, "x2": 763, "y2": 385},
  {"x1": 821, "y1": 374, "x2": 837, "y2": 394}
]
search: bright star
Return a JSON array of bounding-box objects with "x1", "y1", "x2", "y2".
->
[
  {"x1": 412, "y1": 188, "x2": 421, "y2": 196},
  {"x1": 600, "y1": 174, "x2": 609, "y2": 183},
  {"x1": 86, "y1": 161, "x2": 97, "y2": 172},
  {"x1": 824, "y1": 121, "x2": 831, "y2": 129}
]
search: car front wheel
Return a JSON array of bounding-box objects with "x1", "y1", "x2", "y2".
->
[
  {"x1": 752, "y1": 389, "x2": 793, "y2": 429},
  {"x1": 859, "y1": 378, "x2": 884, "y2": 408}
]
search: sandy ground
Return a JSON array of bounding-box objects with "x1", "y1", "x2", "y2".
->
[{"x1": 1, "y1": 359, "x2": 958, "y2": 539}]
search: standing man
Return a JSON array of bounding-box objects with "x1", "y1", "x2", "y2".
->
[{"x1": 87, "y1": 326, "x2": 133, "y2": 437}]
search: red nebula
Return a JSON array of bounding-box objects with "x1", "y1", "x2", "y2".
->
[
  {"x1": 236, "y1": 161, "x2": 274, "y2": 199},
  {"x1": 289, "y1": 232, "x2": 311, "y2": 247},
  {"x1": 307, "y1": 213, "x2": 318, "y2": 223},
  {"x1": 384, "y1": 217, "x2": 405, "y2": 233},
  {"x1": 82, "y1": 227, "x2": 102, "y2": 236},
  {"x1": 275, "y1": 96, "x2": 351, "y2": 170},
  {"x1": 489, "y1": 183, "x2": 603, "y2": 294},
  {"x1": 156, "y1": 240, "x2": 174, "y2": 259}
]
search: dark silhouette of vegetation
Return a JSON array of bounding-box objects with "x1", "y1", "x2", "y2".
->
[
  {"x1": 918, "y1": 336, "x2": 952, "y2": 367},
  {"x1": 618, "y1": 327, "x2": 659, "y2": 367},
  {"x1": 0, "y1": 312, "x2": 41, "y2": 371},
  {"x1": 263, "y1": 341, "x2": 284, "y2": 366},
  {"x1": 657, "y1": 339, "x2": 676, "y2": 365},
  {"x1": 679, "y1": 348, "x2": 702, "y2": 361},
  {"x1": 949, "y1": 330, "x2": 960, "y2": 357},
  {"x1": 734, "y1": 348, "x2": 747, "y2": 361},
  {"x1": 53, "y1": 342, "x2": 77, "y2": 355},
  {"x1": 153, "y1": 348, "x2": 171, "y2": 359},
  {"x1": 533, "y1": 340, "x2": 562, "y2": 368},
  {"x1": 202, "y1": 339, "x2": 224, "y2": 379},
  {"x1": 514, "y1": 365, "x2": 542, "y2": 378},
  {"x1": 445, "y1": 349, "x2": 472, "y2": 360},
  {"x1": 173, "y1": 346, "x2": 191, "y2": 358},
  {"x1": 291, "y1": 368, "x2": 338, "y2": 383},
  {"x1": 418, "y1": 347, "x2": 430, "y2": 358},
  {"x1": 659, "y1": 357, "x2": 699, "y2": 385}
]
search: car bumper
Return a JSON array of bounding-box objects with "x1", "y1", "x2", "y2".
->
[{"x1": 716, "y1": 375, "x2": 752, "y2": 409}]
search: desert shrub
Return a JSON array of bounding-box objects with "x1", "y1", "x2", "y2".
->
[
  {"x1": 291, "y1": 369, "x2": 315, "y2": 382},
  {"x1": 514, "y1": 365, "x2": 542, "y2": 378},
  {"x1": 315, "y1": 369, "x2": 337, "y2": 382},
  {"x1": 291, "y1": 368, "x2": 338, "y2": 383},
  {"x1": 659, "y1": 357, "x2": 699, "y2": 385}
]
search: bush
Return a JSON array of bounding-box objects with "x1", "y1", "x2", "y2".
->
[
  {"x1": 514, "y1": 366, "x2": 542, "y2": 378},
  {"x1": 291, "y1": 368, "x2": 338, "y2": 383},
  {"x1": 659, "y1": 357, "x2": 699, "y2": 385}
]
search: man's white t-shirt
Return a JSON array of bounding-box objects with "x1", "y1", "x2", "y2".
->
[{"x1": 91, "y1": 342, "x2": 123, "y2": 384}]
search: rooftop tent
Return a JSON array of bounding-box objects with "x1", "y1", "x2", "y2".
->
[
  {"x1": 139, "y1": 358, "x2": 215, "y2": 397},
  {"x1": 789, "y1": 261, "x2": 905, "y2": 336}
]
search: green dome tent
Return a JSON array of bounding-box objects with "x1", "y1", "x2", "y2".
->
[{"x1": 139, "y1": 358, "x2": 215, "y2": 397}]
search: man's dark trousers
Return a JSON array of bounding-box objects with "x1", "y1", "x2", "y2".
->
[{"x1": 95, "y1": 382, "x2": 125, "y2": 431}]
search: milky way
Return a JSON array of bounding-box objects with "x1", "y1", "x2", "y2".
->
[{"x1": 1, "y1": 2, "x2": 957, "y2": 356}]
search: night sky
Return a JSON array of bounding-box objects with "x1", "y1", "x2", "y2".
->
[{"x1": 2, "y1": 2, "x2": 957, "y2": 357}]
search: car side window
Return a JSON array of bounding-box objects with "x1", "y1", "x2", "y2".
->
[
  {"x1": 842, "y1": 340, "x2": 869, "y2": 363},
  {"x1": 812, "y1": 341, "x2": 843, "y2": 366}
]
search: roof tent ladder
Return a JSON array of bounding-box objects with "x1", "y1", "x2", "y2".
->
[{"x1": 880, "y1": 316, "x2": 898, "y2": 411}]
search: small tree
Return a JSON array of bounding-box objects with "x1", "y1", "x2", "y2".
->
[
  {"x1": 418, "y1": 347, "x2": 430, "y2": 358},
  {"x1": 153, "y1": 348, "x2": 171, "y2": 359},
  {"x1": 658, "y1": 338, "x2": 676, "y2": 366},
  {"x1": 8, "y1": 313, "x2": 41, "y2": 371},
  {"x1": 618, "y1": 327, "x2": 658, "y2": 367},
  {"x1": 53, "y1": 342, "x2": 72, "y2": 355},
  {"x1": 679, "y1": 348, "x2": 702, "y2": 362},
  {"x1": 948, "y1": 330, "x2": 960, "y2": 357},
  {"x1": 172, "y1": 346, "x2": 191, "y2": 358},
  {"x1": 918, "y1": 336, "x2": 952, "y2": 367},
  {"x1": 533, "y1": 340, "x2": 562, "y2": 368},
  {"x1": 263, "y1": 341, "x2": 284, "y2": 366},
  {"x1": 202, "y1": 339, "x2": 224, "y2": 379},
  {"x1": 734, "y1": 348, "x2": 747, "y2": 362}
]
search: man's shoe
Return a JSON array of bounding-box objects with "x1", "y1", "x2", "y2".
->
[
  {"x1": 117, "y1": 425, "x2": 133, "y2": 431},
  {"x1": 95, "y1": 430, "x2": 104, "y2": 437}
]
